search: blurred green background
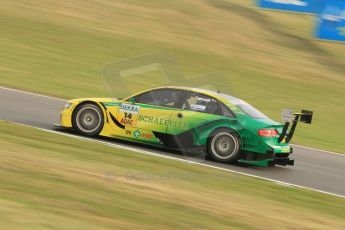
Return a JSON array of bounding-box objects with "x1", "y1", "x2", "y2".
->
[{"x1": 0, "y1": 0, "x2": 344, "y2": 152}]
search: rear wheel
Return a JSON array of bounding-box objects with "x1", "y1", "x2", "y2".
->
[
  {"x1": 72, "y1": 103, "x2": 104, "y2": 136},
  {"x1": 207, "y1": 128, "x2": 241, "y2": 163}
]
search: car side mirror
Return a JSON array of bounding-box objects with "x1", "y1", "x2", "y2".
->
[{"x1": 128, "y1": 97, "x2": 135, "y2": 104}]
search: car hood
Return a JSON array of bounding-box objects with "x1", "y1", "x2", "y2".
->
[{"x1": 68, "y1": 98, "x2": 121, "y2": 103}]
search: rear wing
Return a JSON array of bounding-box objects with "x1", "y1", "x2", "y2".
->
[{"x1": 278, "y1": 109, "x2": 313, "y2": 144}]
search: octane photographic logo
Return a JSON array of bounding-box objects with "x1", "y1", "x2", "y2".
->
[
  {"x1": 100, "y1": 52, "x2": 236, "y2": 161},
  {"x1": 101, "y1": 52, "x2": 231, "y2": 98},
  {"x1": 103, "y1": 170, "x2": 241, "y2": 183}
]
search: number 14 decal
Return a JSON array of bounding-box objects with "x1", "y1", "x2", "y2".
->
[
  {"x1": 120, "y1": 112, "x2": 135, "y2": 126},
  {"x1": 124, "y1": 112, "x2": 132, "y2": 119}
]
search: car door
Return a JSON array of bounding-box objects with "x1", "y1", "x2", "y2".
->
[
  {"x1": 115, "y1": 89, "x2": 184, "y2": 141},
  {"x1": 167, "y1": 91, "x2": 236, "y2": 136}
]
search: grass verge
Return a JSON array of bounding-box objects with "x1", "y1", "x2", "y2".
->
[{"x1": 0, "y1": 121, "x2": 344, "y2": 229}]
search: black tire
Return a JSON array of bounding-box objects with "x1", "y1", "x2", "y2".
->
[
  {"x1": 206, "y1": 128, "x2": 241, "y2": 163},
  {"x1": 72, "y1": 103, "x2": 104, "y2": 136}
]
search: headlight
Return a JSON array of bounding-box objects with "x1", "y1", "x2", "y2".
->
[{"x1": 64, "y1": 103, "x2": 73, "y2": 109}]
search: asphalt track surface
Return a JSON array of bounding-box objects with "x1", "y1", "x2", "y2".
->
[{"x1": 1, "y1": 86, "x2": 344, "y2": 198}]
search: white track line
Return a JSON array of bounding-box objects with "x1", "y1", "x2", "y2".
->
[
  {"x1": 1, "y1": 86, "x2": 344, "y2": 156},
  {"x1": 0, "y1": 86, "x2": 67, "y2": 102},
  {"x1": 291, "y1": 144, "x2": 344, "y2": 156},
  {"x1": 8, "y1": 121, "x2": 345, "y2": 199}
]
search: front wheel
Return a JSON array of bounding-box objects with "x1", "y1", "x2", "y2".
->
[
  {"x1": 72, "y1": 103, "x2": 104, "y2": 136},
  {"x1": 207, "y1": 128, "x2": 241, "y2": 163}
]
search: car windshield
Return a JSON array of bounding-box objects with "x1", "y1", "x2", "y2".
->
[{"x1": 221, "y1": 94, "x2": 268, "y2": 119}]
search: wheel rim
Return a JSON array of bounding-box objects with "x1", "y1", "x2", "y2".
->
[
  {"x1": 211, "y1": 132, "x2": 239, "y2": 160},
  {"x1": 76, "y1": 106, "x2": 102, "y2": 133}
]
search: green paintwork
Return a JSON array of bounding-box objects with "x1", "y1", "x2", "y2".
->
[
  {"x1": 64, "y1": 86, "x2": 295, "y2": 166},
  {"x1": 238, "y1": 159, "x2": 273, "y2": 167}
]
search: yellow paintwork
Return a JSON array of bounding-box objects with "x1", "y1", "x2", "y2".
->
[
  {"x1": 59, "y1": 87, "x2": 240, "y2": 139},
  {"x1": 60, "y1": 86, "x2": 234, "y2": 128},
  {"x1": 59, "y1": 98, "x2": 115, "y2": 128},
  {"x1": 59, "y1": 86, "x2": 232, "y2": 145},
  {"x1": 59, "y1": 95, "x2": 169, "y2": 144},
  {"x1": 60, "y1": 108, "x2": 73, "y2": 127}
]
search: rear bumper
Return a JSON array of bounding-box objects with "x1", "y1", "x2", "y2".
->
[
  {"x1": 238, "y1": 157, "x2": 294, "y2": 167},
  {"x1": 270, "y1": 157, "x2": 294, "y2": 166},
  {"x1": 238, "y1": 145, "x2": 294, "y2": 167}
]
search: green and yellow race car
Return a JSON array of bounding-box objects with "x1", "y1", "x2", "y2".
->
[{"x1": 56, "y1": 86, "x2": 313, "y2": 166}]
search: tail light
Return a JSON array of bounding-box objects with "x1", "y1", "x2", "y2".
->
[{"x1": 258, "y1": 129, "x2": 279, "y2": 137}]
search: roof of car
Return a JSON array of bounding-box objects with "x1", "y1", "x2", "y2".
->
[
  {"x1": 124, "y1": 86, "x2": 243, "y2": 110},
  {"x1": 123, "y1": 85, "x2": 247, "y2": 115},
  {"x1": 151, "y1": 86, "x2": 240, "y2": 103}
]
